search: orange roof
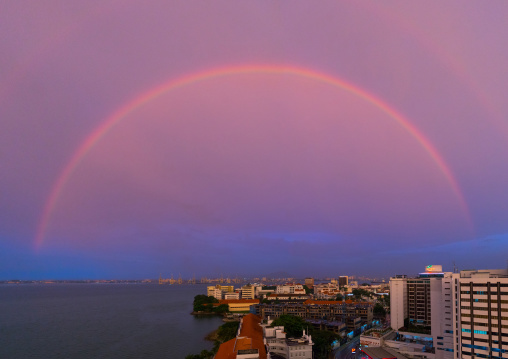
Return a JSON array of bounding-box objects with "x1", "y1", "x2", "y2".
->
[
  {"x1": 219, "y1": 299, "x2": 259, "y2": 304},
  {"x1": 215, "y1": 338, "x2": 236, "y2": 359},
  {"x1": 215, "y1": 313, "x2": 267, "y2": 359},
  {"x1": 304, "y1": 300, "x2": 342, "y2": 305}
]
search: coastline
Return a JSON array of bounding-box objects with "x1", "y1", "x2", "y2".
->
[{"x1": 204, "y1": 329, "x2": 219, "y2": 341}]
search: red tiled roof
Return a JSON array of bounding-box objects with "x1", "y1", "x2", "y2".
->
[{"x1": 214, "y1": 314, "x2": 267, "y2": 359}]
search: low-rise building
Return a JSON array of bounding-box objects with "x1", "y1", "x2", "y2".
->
[
  {"x1": 242, "y1": 285, "x2": 256, "y2": 299},
  {"x1": 224, "y1": 292, "x2": 240, "y2": 300},
  {"x1": 219, "y1": 299, "x2": 260, "y2": 312},
  {"x1": 208, "y1": 285, "x2": 235, "y2": 300},
  {"x1": 266, "y1": 293, "x2": 310, "y2": 302},
  {"x1": 255, "y1": 300, "x2": 374, "y2": 332},
  {"x1": 215, "y1": 313, "x2": 267, "y2": 359},
  {"x1": 262, "y1": 319, "x2": 313, "y2": 358},
  {"x1": 276, "y1": 283, "x2": 306, "y2": 295}
]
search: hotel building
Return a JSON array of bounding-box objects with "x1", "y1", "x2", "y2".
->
[{"x1": 390, "y1": 266, "x2": 508, "y2": 359}]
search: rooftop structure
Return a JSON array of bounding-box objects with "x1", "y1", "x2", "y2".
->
[{"x1": 215, "y1": 314, "x2": 267, "y2": 359}]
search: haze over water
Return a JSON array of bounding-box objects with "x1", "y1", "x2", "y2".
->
[{"x1": 0, "y1": 284, "x2": 221, "y2": 359}]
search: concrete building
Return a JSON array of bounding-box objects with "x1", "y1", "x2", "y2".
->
[
  {"x1": 339, "y1": 276, "x2": 349, "y2": 287},
  {"x1": 219, "y1": 299, "x2": 259, "y2": 313},
  {"x1": 266, "y1": 293, "x2": 310, "y2": 302},
  {"x1": 314, "y1": 282, "x2": 340, "y2": 299},
  {"x1": 390, "y1": 275, "x2": 408, "y2": 332},
  {"x1": 255, "y1": 300, "x2": 373, "y2": 331},
  {"x1": 224, "y1": 292, "x2": 240, "y2": 300},
  {"x1": 407, "y1": 276, "x2": 431, "y2": 328},
  {"x1": 242, "y1": 285, "x2": 256, "y2": 300},
  {"x1": 262, "y1": 319, "x2": 313, "y2": 358},
  {"x1": 276, "y1": 283, "x2": 306, "y2": 295},
  {"x1": 208, "y1": 285, "x2": 235, "y2": 300},
  {"x1": 389, "y1": 266, "x2": 508, "y2": 359},
  {"x1": 456, "y1": 268, "x2": 508, "y2": 359},
  {"x1": 305, "y1": 277, "x2": 314, "y2": 289}
]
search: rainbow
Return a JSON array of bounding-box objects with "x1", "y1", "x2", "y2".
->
[{"x1": 34, "y1": 64, "x2": 474, "y2": 248}]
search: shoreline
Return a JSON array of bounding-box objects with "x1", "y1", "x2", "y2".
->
[{"x1": 204, "y1": 329, "x2": 219, "y2": 341}]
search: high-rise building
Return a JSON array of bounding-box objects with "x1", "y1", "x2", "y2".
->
[
  {"x1": 389, "y1": 266, "x2": 508, "y2": 359},
  {"x1": 339, "y1": 276, "x2": 348, "y2": 287},
  {"x1": 456, "y1": 269, "x2": 508, "y2": 359},
  {"x1": 389, "y1": 275, "x2": 408, "y2": 331}
]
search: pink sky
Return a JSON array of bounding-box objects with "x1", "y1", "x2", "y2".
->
[{"x1": 1, "y1": 1, "x2": 508, "y2": 279}]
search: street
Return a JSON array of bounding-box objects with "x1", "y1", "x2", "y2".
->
[{"x1": 333, "y1": 337, "x2": 359, "y2": 359}]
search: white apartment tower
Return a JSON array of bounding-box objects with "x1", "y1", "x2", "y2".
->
[
  {"x1": 390, "y1": 267, "x2": 508, "y2": 359},
  {"x1": 390, "y1": 275, "x2": 408, "y2": 331},
  {"x1": 456, "y1": 269, "x2": 508, "y2": 359}
]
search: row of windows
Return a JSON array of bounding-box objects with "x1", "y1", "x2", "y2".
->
[
  {"x1": 460, "y1": 299, "x2": 508, "y2": 304},
  {"x1": 460, "y1": 283, "x2": 508, "y2": 287},
  {"x1": 462, "y1": 351, "x2": 505, "y2": 359},
  {"x1": 462, "y1": 322, "x2": 508, "y2": 328},
  {"x1": 463, "y1": 344, "x2": 507, "y2": 354},
  {"x1": 462, "y1": 313, "x2": 508, "y2": 320},
  {"x1": 462, "y1": 336, "x2": 508, "y2": 346},
  {"x1": 462, "y1": 328, "x2": 488, "y2": 335},
  {"x1": 461, "y1": 306, "x2": 508, "y2": 312},
  {"x1": 461, "y1": 291, "x2": 508, "y2": 295}
]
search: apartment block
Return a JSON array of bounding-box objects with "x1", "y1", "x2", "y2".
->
[
  {"x1": 457, "y1": 269, "x2": 508, "y2": 359},
  {"x1": 390, "y1": 266, "x2": 508, "y2": 359}
]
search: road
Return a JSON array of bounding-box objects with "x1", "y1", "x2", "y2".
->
[{"x1": 333, "y1": 337, "x2": 360, "y2": 359}]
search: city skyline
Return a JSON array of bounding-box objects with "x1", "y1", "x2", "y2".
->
[{"x1": 2, "y1": 2, "x2": 508, "y2": 280}]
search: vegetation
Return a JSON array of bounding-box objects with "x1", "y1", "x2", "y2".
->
[
  {"x1": 192, "y1": 294, "x2": 221, "y2": 313},
  {"x1": 185, "y1": 321, "x2": 239, "y2": 359},
  {"x1": 271, "y1": 314, "x2": 307, "y2": 337},
  {"x1": 399, "y1": 318, "x2": 431, "y2": 334},
  {"x1": 351, "y1": 288, "x2": 373, "y2": 300},
  {"x1": 270, "y1": 314, "x2": 341, "y2": 359},
  {"x1": 216, "y1": 321, "x2": 240, "y2": 342},
  {"x1": 262, "y1": 285, "x2": 276, "y2": 290},
  {"x1": 303, "y1": 285, "x2": 312, "y2": 294},
  {"x1": 373, "y1": 303, "x2": 386, "y2": 317},
  {"x1": 335, "y1": 294, "x2": 343, "y2": 301},
  {"x1": 312, "y1": 330, "x2": 342, "y2": 359},
  {"x1": 377, "y1": 294, "x2": 390, "y2": 307}
]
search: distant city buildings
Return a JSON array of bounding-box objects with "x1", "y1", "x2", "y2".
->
[{"x1": 305, "y1": 277, "x2": 314, "y2": 289}]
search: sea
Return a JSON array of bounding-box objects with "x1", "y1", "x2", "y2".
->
[{"x1": 0, "y1": 283, "x2": 224, "y2": 359}]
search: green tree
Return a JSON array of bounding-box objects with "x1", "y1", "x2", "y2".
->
[
  {"x1": 373, "y1": 303, "x2": 386, "y2": 317},
  {"x1": 271, "y1": 314, "x2": 340, "y2": 359},
  {"x1": 271, "y1": 314, "x2": 307, "y2": 337},
  {"x1": 217, "y1": 321, "x2": 240, "y2": 342},
  {"x1": 312, "y1": 330, "x2": 341, "y2": 359},
  {"x1": 213, "y1": 304, "x2": 229, "y2": 314},
  {"x1": 193, "y1": 294, "x2": 219, "y2": 312},
  {"x1": 335, "y1": 294, "x2": 343, "y2": 301},
  {"x1": 352, "y1": 288, "x2": 372, "y2": 300}
]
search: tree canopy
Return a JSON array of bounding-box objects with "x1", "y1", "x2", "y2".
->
[{"x1": 193, "y1": 294, "x2": 220, "y2": 312}]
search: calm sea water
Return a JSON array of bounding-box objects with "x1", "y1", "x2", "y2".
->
[{"x1": 0, "y1": 283, "x2": 223, "y2": 359}]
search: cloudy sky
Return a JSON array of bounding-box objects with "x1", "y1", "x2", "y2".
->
[{"x1": 2, "y1": 1, "x2": 508, "y2": 280}]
